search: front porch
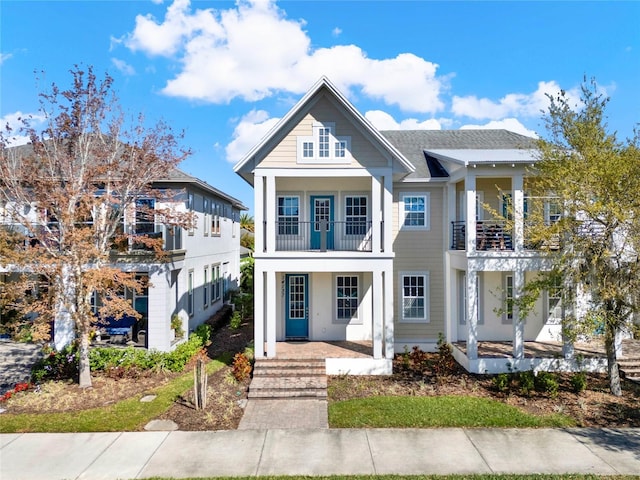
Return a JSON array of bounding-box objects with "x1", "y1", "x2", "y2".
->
[
  {"x1": 451, "y1": 339, "x2": 640, "y2": 374},
  {"x1": 266, "y1": 340, "x2": 391, "y2": 374}
]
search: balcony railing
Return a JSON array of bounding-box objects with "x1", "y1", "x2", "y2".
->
[
  {"x1": 451, "y1": 220, "x2": 513, "y2": 251},
  {"x1": 273, "y1": 220, "x2": 372, "y2": 252}
]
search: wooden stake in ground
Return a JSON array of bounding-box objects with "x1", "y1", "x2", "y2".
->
[{"x1": 193, "y1": 359, "x2": 207, "y2": 409}]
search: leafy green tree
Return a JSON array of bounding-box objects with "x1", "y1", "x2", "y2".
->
[{"x1": 524, "y1": 78, "x2": 640, "y2": 396}]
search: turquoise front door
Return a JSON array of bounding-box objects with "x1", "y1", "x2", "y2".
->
[
  {"x1": 310, "y1": 195, "x2": 334, "y2": 250},
  {"x1": 285, "y1": 274, "x2": 309, "y2": 338}
]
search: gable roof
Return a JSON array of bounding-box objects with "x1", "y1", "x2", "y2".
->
[
  {"x1": 381, "y1": 130, "x2": 538, "y2": 179},
  {"x1": 233, "y1": 77, "x2": 415, "y2": 184}
]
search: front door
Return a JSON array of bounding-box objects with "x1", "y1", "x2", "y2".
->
[
  {"x1": 310, "y1": 195, "x2": 334, "y2": 250},
  {"x1": 285, "y1": 274, "x2": 309, "y2": 338}
]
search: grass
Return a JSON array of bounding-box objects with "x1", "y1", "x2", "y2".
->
[
  {"x1": 0, "y1": 357, "x2": 228, "y2": 433},
  {"x1": 329, "y1": 395, "x2": 576, "y2": 428}
]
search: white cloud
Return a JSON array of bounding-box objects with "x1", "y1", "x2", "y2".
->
[
  {"x1": 1, "y1": 111, "x2": 45, "y2": 146},
  {"x1": 332, "y1": 27, "x2": 342, "y2": 37},
  {"x1": 460, "y1": 118, "x2": 538, "y2": 138},
  {"x1": 0, "y1": 52, "x2": 13, "y2": 65},
  {"x1": 365, "y1": 110, "x2": 442, "y2": 131},
  {"x1": 226, "y1": 109, "x2": 281, "y2": 163},
  {"x1": 452, "y1": 81, "x2": 570, "y2": 120},
  {"x1": 124, "y1": 0, "x2": 447, "y2": 113},
  {"x1": 111, "y1": 58, "x2": 136, "y2": 76}
]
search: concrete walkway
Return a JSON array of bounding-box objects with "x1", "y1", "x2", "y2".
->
[{"x1": 1, "y1": 428, "x2": 639, "y2": 479}]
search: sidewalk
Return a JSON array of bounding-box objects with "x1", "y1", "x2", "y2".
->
[{"x1": 2, "y1": 428, "x2": 639, "y2": 479}]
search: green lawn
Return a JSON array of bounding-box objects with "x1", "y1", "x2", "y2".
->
[
  {"x1": 329, "y1": 395, "x2": 575, "y2": 428},
  {"x1": 0, "y1": 358, "x2": 227, "y2": 433}
]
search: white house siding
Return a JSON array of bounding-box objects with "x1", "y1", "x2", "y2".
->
[
  {"x1": 260, "y1": 96, "x2": 390, "y2": 170},
  {"x1": 392, "y1": 184, "x2": 447, "y2": 349}
]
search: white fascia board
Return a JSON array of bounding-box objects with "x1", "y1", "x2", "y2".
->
[
  {"x1": 426, "y1": 149, "x2": 538, "y2": 166},
  {"x1": 253, "y1": 167, "x2": 388, "y2": 178}
]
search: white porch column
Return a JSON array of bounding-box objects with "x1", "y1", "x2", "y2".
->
[
  {"x1": 265, "y1": 269, "x2": 277, "y2": 358},
  {"x1": 371, "y1": 176, "x2": 382, "y2": 253},
  {"x1": 383, "y1": 267, "x2": 395, "y2": 359},
  {"x1": 254, "y1": 175, "x2": 264, "y2": 254},
  {"x1": 447, "y1": 183, "x2": 456, "y2": 249},
  {"x1": 513, "y1": 173, "x2": 524, "y2": 252},
  {"x1": 383, "y1": 175, "x2": 393, "y2": 254},
  {"x1": 466, "y1": 269, "x2": 479, "y2": 360},
  {"x1": 254, "y1": 265, "x2": 265, "y2": 358},
  {"x1": 372, "y1": 269, "x2": 383, "y2": 359},
  {"x1": 513, "y1": 268, "x2": 525, "y2": 359},
  {"x1": 562, "y1": 280, "x2": 575, "y2": 359},
  {"x1": 465, "y1": 173, "x2": 477, "y2": 253},
  {"x1": 265, "y1": 175, "x2": 276, "y2": 254}
]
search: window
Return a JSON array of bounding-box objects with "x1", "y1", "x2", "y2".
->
[
  {"x1": 297, "y1": 122, "x2": 351, "y2": 163},
  {"x1": 400, "y1": 272, "x2": 429, "y2": 322},
  {"x1": 212, "y1": 264, "x2": 221, "y2": 303},
  {"x1": 212, "y1": 203, "x2": 220, "y2": 236},
  {"x1": 204, "y1": 199, "x2": 210, "y2": 236},
  {"x1": 547, "y1": 275, "x2": 563, "y2": 324},
  {"x1": 187, "y1": 193, "x2": 194, "y2": 235},
  {"x1": 545, "y1": 198, "x2": 562, "y2": 224},
  {"x1": 203, "y1": 267, "x2": 209, "y2": 307},
  {"x1": 277, "y1": 196, "x2": 299, "y2": 235},
  {"x1": 336, "y1": 275, "x2": 358, "y2": 320},
  {"x1": 503, "y1": 274, "x2": 514, "y2": 324},
  {"x1": 135, "y1": 198, "x2": 155, "y2": 235},
  {"x1": 187, "y1": 270, "x2": 194, "y2": 316},
  {"x1": 345, "y1": 196, "x2": 367, "y2": 235},
  {"x1": 400, "y1": 193, "x2": 429, "y2": 229}
]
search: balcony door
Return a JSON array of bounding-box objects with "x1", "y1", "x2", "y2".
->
[
  {"x1": 285, "y1": 274, "x2": 309, "y2": 339},
  {"x1": 310, "y1": 195, "x2": 334, "y2": 250}
]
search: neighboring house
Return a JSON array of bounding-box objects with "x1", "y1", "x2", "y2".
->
[
  {"x1": 0, "y1": 167, "x2": 247, "y2": 352},
  {"x1": 234, "y1": 76, "x2": 602, "y2": 375}
]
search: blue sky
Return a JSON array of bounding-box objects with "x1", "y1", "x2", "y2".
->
[{"x1": 2, "y1": 0, "x2": 639, "y2": 212}]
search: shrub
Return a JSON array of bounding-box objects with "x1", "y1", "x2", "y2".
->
[
  {"x1": 230, "y1": 311, "x2": 242, "y2": 330},
  {"x1": 432, "y1": 333, "x2": 458, "y2": 377},
  {"x1": 232, "y1": 352, "x2": 252, "y2": 381},
  {"x1": 571, "y1": 371, "x2": 588, "y2": 393},
  {"x1": 31, "y1": 344, "x2": 78, "y2": 383},
  {"x1": 493, "y1": 373, "x2": 511, "y2": 393},
  {"x1": 517, "y1": 371, "x2": 536, "y2": 396},
  {"x1": 534, "y1": 371, "x2": 559, "y2": 397}
]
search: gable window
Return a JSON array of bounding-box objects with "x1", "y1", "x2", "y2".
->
[
  {"x1": 345, "y1": 196, "x2": 367, "y2": 235},
  {"x1": 297, "y1": 122, "x2": 351, "y2": 163},
  {"x1": 400, "y1": 193, "x2": 430, "y2": 229},
  {"x1": 400, "y1": 272, "x2": 429, "y2": 322},
  {"x1": 336, "y1": 275, "x2": 358, "y2": 321},
  {"x1": 277, "y1": 196, "x2": 299, "y2": 235}
]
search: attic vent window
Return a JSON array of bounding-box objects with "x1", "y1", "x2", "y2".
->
[{"x1": 297, "y1": 122, "x2": 351, "y2": 164}]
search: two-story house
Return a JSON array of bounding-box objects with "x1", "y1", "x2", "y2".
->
[
  {"x1": 234, "y1": 77, "x2": 603, "y2": 375},
  {"x1": 0, "y1": 165, "x2": 247, "y2": 352}
]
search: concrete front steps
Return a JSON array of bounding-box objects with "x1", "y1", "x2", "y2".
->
[
  {"x1": 618, "y1": 357, "x2": 640, "y2": 384},
  {"x1": 248, "y1": 358, "x2": 327, "y2": 399}
]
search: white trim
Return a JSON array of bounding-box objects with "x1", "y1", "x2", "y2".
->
[{"x1": 399, "y1": 271, "x2": 430, "y2": 323}]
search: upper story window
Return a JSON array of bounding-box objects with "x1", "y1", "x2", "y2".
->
[
  {"x1": 345, "y1": 196, "x2": 368, "y2": 235},
  {"x1": 278, "y1": 196, "x2": 299, "y2": 235},
  {"x1": 297, "y1": 122, "x2": 351, "y2": 164},
  {"x1": 400, "y1": 192, "x2": 430, "y2": 230}
]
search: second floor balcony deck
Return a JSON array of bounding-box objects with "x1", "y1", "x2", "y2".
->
[{"x1": 268, "y1": 220, "x2": 374, "y2": 252}]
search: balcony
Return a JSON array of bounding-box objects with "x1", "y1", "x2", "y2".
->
[
  {"x1": 271, "y1": 220, "x2": 373, "y2": 252},
  {"x1": 451, "y1": 220, "x2": 513, "y2": 251}
]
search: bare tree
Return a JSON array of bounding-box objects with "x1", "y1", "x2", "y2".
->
[{"x1": 0, "y1": 66, "x2": 191, "y2": 387}]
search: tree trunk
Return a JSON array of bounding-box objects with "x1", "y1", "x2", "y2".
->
[
  {"x1": 604, "y1": 323, "x2": 622, "y2": 396},
  {"x1": 78, "y1": 330, "x2": 92, "y2": 388}
]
